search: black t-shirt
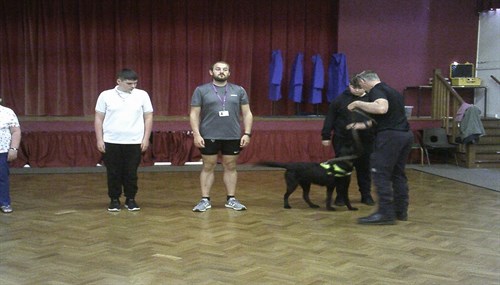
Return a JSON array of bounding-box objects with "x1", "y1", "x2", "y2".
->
[{"x1": 368, "y1": 82, "x2": 409, "y2": 132}]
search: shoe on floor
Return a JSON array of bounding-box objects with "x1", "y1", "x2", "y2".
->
[
  {"x1": 193, "y1": 198, "x2": 211, "y2": 212},
  {"x1": 357, "y1": 213, "x2": 395, "y2": 225},
  {"x1": 361, "y1": 195, "x2": 375, "y2": 206},
  {"x1": 1, "y1": 205, "x2": 13, "y2": 213},
  {"x1": 125, "y1": 199, "x2": 140, "y2": 211},
  {"x1": 225, "y1": 197, "x2": 247, "y2": 211},
  {"x1": 396, "y1": 211, "x2": 408, "y2": 221},
  {"x1": 108, "y1": 199, "x2": 121, "y2": 212}
]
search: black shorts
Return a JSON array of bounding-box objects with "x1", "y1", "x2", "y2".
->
[{"x1": 200, "y1": 139, "x2": 241, "y2": 155}]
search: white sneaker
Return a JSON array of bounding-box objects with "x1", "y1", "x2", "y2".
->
[
  {"x1": 1, "y1": 205, "x2": 13, "y2": 213},
  {"x1": 225, "y1": 198, "x2": 247, "y2": 211},
  {"x1": 192, "y1": 199, "x2": 211, "y2": 212}
]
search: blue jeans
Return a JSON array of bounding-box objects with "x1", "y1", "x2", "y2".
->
[{"x1": 0, "y1": 152, "x2": 11, "y2": 206}]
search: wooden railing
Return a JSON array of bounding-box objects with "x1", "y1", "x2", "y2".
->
[
  {"x1": 431, "y1": 69, "x2": 483, "y2": 167},
  {"x1": 431, "y1": 69, "x2": 466, "y2": 142}
]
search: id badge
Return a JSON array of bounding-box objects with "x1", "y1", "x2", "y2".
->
[{"x1": 219, "y1": 110, "x2": 229, "y2": 117}]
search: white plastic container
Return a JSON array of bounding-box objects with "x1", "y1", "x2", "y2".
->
[{"x1": 404, "y1": 106, "x2": 414, "y2": 118}]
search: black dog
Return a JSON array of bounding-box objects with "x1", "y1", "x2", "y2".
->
[
  {"x1": 259, "y1": 159, "x2": 358, "y2": 211},
  {"x1": 260, "y1": 112, "x2": 375, "y2": 211}
]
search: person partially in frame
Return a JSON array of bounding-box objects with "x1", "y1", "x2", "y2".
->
[{"x1": 0, "y1": 99, "x2": 21, "y2": 214}]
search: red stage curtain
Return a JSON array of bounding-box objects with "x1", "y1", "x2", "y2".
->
[
  {"x1": 237, "y1": 130, "x2": 334, "y2": 164},
  {"x1": 0, "y1": 0, "x2": 338, "y2": 117},
  {"x1": 151, "y1": 131, "x2": 200, "y2": 166},
  {"x1": 10, "y1": 120, "x2": 441, "y2": 168},
  {"x1": 13, "y1": 129, "x2": 334, "y2": 168},
  {"x1": 21, "y1": 132, "x2": 102, "y2": 167}
]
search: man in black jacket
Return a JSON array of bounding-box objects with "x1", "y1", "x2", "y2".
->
[{"x1": 321, "y1": 77, "x2": 375, "y2": 207}]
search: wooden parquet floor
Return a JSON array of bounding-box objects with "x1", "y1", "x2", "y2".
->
[{"x1": 0, "y1": 169, "x2": 499, "y2": 285}]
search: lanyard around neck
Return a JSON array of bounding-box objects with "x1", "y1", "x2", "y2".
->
[{"x1": 212, "y1": 84, "x2": 228, "y2": 110}]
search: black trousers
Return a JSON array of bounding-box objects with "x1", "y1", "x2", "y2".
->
[
  {"x1": 370, "y1": 130, "x2": 414, "y2": 217},
  {"x1": 333, "y1": 137, "x2": 372, "y2": 198},
  {"x1": 103, "y1": 143, "x2": 142, "y2": 200}
]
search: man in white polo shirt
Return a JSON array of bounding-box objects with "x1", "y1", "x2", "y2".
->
[{"x1": 95, "y1": 68, "x2": 153, "y2": 212}]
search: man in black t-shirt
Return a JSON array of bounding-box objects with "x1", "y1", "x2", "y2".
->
[{"x1": 347, "y1": 70, "x2": 414, "y2": 225}]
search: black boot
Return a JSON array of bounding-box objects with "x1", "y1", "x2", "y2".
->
[
  {"x1": 358, "y1": 212, "x2": 395, "y2": 225},
  {"x1": 396, "y1": 211, "x2": 408, "y2": 221},
  {"x1": 361, "y1": 195, "x2": 375, "y2": 206}
]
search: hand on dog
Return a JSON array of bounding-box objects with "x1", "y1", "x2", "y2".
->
[
  {"x1": 346, "y1": 121, "x2": 371, "y2": 130},
  {"x1": 347, "y1": 101, "x2": 359, "y2": 111},
  {"x1": 346, "y1": 122, "x2": 359, "y2": 130}
]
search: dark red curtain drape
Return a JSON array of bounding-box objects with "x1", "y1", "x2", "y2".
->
[{"x1": 0, "y1": 0, "x2": 338, "y2": 116}]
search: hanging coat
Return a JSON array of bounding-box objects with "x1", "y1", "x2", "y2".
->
[
  {"x1": 326, "y1": 53, "x2": 349, "y2": 103},
  {"x1": 309, "y1": 54, "x2": 324, "y2": 104},
  {"x1": 288, "y1": 53, "x2": 304, "y2": 103},
  {"x1": 459, "y1": 105, "x2": 486, "y2": 144},
  {"x1": 268, "y1": 50, "x2": 283, "y2": 101}
]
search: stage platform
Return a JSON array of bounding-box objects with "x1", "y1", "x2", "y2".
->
[{"x1": 13, "y1": 116, "x2": 440, "y2": 168}]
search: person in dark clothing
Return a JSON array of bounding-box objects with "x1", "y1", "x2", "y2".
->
[
  {"x1": 347, "y1": 70, "x2": 414, "y2": 225},
  {"x1": 321, "y1": 77, "x2": 375, "y2": 206}
]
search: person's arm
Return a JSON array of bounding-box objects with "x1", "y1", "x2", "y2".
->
[
  {"x1": 7, "y1": 126, "x2": 21, "y2": 162},
  {"x1": 347, "y1": 98, "x2": 388, "y2": 115},
  {"x1": 321, "y1": 101, "x2": 337, "y2": 146},
  {"x1": 189, "y1": 106, "x2": 204, "y2": 148},
  {"x1": 240, "y1": 104, "x2": 253, "y2": 147},
  {"x1": 346, "y1": 120, "x2": 373, "y2": 130},
  {"x1": 141, "y1": 112, "x2": 153, "y2": 152},
  {"x1": 94, "y1": 111, "x2": 106, "y2": 153}
]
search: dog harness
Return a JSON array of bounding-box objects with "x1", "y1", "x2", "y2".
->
[{"x1": 320, "y1": 162, "x2": 352, "y2": 177}]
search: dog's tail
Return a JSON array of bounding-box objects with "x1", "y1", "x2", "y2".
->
[{"x1": 256, "y1": 161, "x2": 290, "y2": 169}]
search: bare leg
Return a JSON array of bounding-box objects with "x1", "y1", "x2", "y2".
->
[
  {"x1": 222, "y1": 155, "x2": 238, "y2": 196},
  {"x1": 200, "y1": 154, "x2": 217, "y2": 197}
]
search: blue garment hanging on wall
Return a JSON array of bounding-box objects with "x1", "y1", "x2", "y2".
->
[
  {"x1": 326, "y1": 53, "x2": 349, "y2": 103},
  {"x1": 288, "y1": 53, "x2": 304, "y2": 103},
  {"x1": 268, "y1": 50, "x2": 283, "y2": 101},
  {"x1": 309, "y1": 54, "x2": 324, "y2": 104}
]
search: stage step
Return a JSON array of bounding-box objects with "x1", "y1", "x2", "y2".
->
[{"x1": 465, "y1": 118, "x2": 500, "y2": 168}]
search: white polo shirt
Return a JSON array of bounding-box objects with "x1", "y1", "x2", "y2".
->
[{"x1": 95, "y1": 86, "x2": 153, "y2": 144}]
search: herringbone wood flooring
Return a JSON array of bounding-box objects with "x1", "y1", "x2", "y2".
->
[{"x1": 0, "y1": 169, "x2": 499, "y2": 285}]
